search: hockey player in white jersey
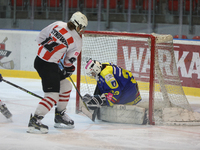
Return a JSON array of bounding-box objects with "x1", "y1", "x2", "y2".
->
[{"x1": 27, "y1": 11, "x2": 88, "y2": 134}]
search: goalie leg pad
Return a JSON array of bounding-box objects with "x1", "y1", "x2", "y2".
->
[{"x1": 99, "y1": 105, "x2": 147, "y2": 125}]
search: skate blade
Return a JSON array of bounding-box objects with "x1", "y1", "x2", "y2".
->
[
  {"x1": 6, "y1": 117, "x2": 13, "y2": 122},
  {"x1": 4, "y1": 114, "x2": 12, "y2": 119},
  {"x1": 27, "y1": 127, "x2": 48, "y2": 134},
  {"x1": 54, "y1": 123, "x2": 75, "y2": 129}
]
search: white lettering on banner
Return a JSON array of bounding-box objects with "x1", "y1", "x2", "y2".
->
[
  {"x1": 158, "y1": 49, "x2": 173, "y2": 76},
  {"x1": 123, "y1": 46, "x2": 176, "y2": 76},
  {"x1": 174, "y1": 51, "x2": 190, "y2": 78},
  {"x1": 122, "y1": 46, "x2": 200, "y2": 79},
  {"x1": 122, "y1": 46, "x2": 131, "y2": 71},
  {"x1": 118, "y1": 40, "x2": 200, "y2": 88},
  {"x1": 141, "y1": 48, "x2": 150, "y2": 73},
  {"x1": 175, "y1": 51, "x2": 200, "y2": 79},
  {"x1": 134, "y1": 47, "x2": 144, "y2": 72},
  {"x1": 188, "y1": 52, "x2": 200, "y2": 79},
  {"x1": 122, "y1": 46, "x2": 144, "y2": 72}
]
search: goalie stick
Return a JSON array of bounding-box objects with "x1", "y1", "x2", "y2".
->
[{"x1": 69, "y1": 76, "x2": 97, "y2": 122}]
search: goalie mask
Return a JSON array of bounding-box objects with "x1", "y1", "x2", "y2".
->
[
  {"x1": 69, "y1": 11, "x2": 88, "y2": 34},
  {"x1": 85, "y1": 59, "x2": 102, "y2": 81}
]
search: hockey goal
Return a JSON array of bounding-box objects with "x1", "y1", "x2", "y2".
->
[{"x1": 76, "y1": 31, "x2": 200, "y2": 125}]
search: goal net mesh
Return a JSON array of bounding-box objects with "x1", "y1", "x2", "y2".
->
[{"x1": 77, "y1": 31, "x2": 200, "y2": 125}]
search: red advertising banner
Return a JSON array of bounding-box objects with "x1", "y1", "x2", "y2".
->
[
  {"x1": 174, "y1": 43, "x2": 200, "y2": 88},
  {"x1": 117, "y1": 40, "x2": 151, "y2": 83},
  {"x1": 117, "y1": 40, "x2": 200, "y2": 88},
  {"x1": 0, "y1": 42, "x2": 5, "y2": 60}
]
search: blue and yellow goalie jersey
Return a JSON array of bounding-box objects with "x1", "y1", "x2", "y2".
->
[{"x1": 97, "y1": 63, "x2": 142, "y2": 106}]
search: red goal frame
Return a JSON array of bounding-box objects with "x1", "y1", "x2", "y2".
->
[{"x1": 76, "y1": 31, "x2": 156, "y2": 125}]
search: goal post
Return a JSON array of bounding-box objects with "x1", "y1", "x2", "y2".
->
[{"x1": 76, "y1": 31, "x2": 200, "y2": 125}]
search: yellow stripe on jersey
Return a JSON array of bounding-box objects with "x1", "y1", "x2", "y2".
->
[
  {"x1": 107, "y1": 100, "x2": 114, "y2": 106},
  {"x1": 126, "y1": 95, "x2": 142, "y2": 105},
  {"x1": 100, "y1": 66, "x2": 119, "y2": 89}
]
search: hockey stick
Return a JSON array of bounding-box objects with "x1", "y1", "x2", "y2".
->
[
  {"x1": 0, "y1": 74, "x2": 43, "y2": 99},
  {"x1": 0, "y1": 73, "x2": 97, "y2": 121},
  {"x1": 69, "y1": 76, "x2": 97, "y2": 122},
  {"x1": 69, "y1": 76, "x2": 83, "y2": 100}
]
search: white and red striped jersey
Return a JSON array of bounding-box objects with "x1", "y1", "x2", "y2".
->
[{"x1": 36, "y1": 21, "x2": 82, "y2": 66}]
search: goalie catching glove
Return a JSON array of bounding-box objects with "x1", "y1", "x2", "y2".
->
[{"x1": 82, "y1": 94, "x2": 106, "y2": 110}]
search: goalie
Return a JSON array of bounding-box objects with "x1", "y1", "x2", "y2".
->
[{"x1": 83, "y1": 59, "x2": 142, "y2": 111}]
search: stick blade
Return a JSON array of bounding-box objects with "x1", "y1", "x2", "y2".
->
[{"x1": 79, "y1": 99, "x2": 97, "y2": 122}]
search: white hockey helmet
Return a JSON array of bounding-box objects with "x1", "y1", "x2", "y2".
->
[
  {"x1": 85, "y1": 59, "x2": 102, "y2": 81},
  {"x1": 69, "y1": 11, "x2": 88, "y2": 33}
]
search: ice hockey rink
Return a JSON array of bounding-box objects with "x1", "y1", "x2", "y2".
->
[{"x1": 0, "y1": 77, "x2": 200, "y2": 150}]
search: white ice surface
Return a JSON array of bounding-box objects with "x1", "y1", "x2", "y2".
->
[{"x1": 0, "y1": 77, "x2": 200, "y2": 150}]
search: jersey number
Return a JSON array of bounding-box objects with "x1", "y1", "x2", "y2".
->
[
  {"x1": 122, "y1": 69, "x2": 136, "y2": 84},
  {"x1": 42, "y1": 37, "x2": 59, "y2": 52}
]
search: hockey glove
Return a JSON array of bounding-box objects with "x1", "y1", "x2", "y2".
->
[
  {"x1": 82, "y1": 94, "x2": 93, "y2": 103},
  {"x1": 82, "y1": 94, "x2": 106, "y2": 110},
  {"x1": 62, "y1": 65, "x2": 75, "y2": 78}
]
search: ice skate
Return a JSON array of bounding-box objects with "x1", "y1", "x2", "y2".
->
[
  {"x1": 0, "y1": 103, "x2": 12, "y2": 119},
  {"x1": 54, "y1": 108, "x2": 74, "y2": 129},
  {"x1": 27, "y1": 114, "x2": 48, "y2": 134}
]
